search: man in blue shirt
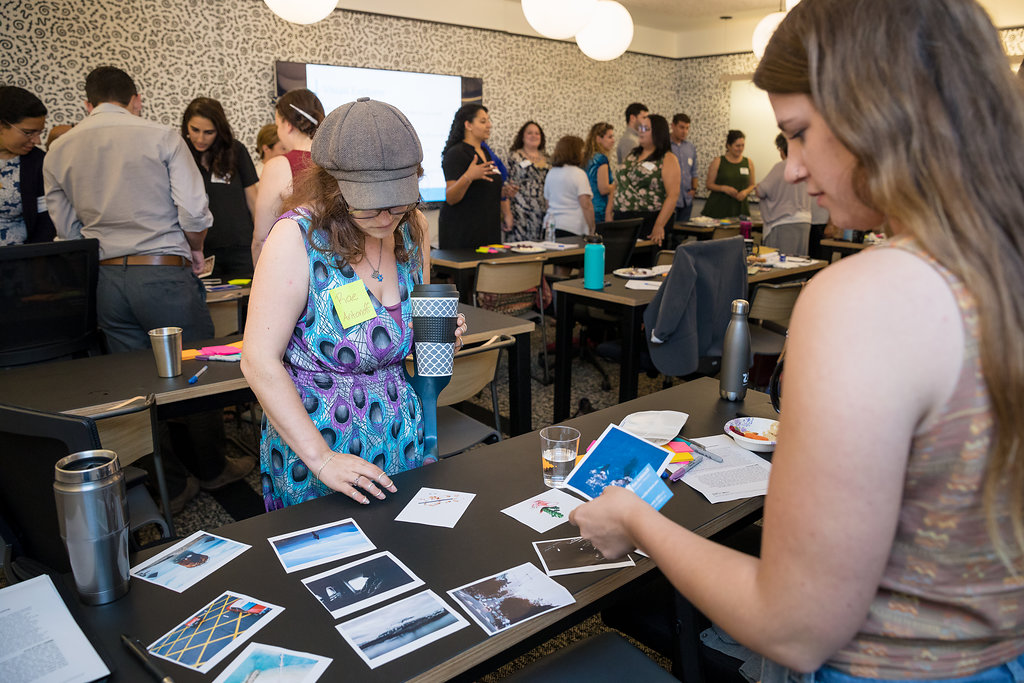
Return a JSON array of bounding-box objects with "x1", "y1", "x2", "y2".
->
[{"x1": 670, "y1": 113, "x2": 698, "y2": 223}]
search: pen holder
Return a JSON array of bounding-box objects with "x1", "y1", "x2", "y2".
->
[{"x1": 405, "y1": 284, "x2": 459, "y2": 462}]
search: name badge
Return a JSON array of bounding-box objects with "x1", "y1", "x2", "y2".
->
[
  {"x1": 739, "y1": 167, "x2": 750, "y2": 176},
  {"x1": 36, "y1": 196, "x2": 48, "y2": 213},
  {"x1": 329, "y1": 282, "x2": 376, "y2": 329},
  {"x1": 211, "y1": 173, "x2": 231, "y2": 184},
  {"x1": 687, "y1": 157, "x2": 693, "y2": 166},
  {"x1": 641, "y1": 161, "x2": 657, "y2": 172},
  {"x1": 519, "y1": 159, "x2": 532, "y2": 168}
]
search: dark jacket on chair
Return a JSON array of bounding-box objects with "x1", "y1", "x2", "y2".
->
[
  {"x1": 20, "y1": 147, "x2": 56, "y2": 243},
  {"x1": 644, "y1": 236, "x2": 747, "y2": 376}
]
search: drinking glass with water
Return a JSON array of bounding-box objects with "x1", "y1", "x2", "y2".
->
[{"x1": 540, "y1": 426, "x2": 581, "y2": 488}]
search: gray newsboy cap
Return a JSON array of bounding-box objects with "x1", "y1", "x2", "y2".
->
[{"x1": 311, "y1": 97, "x2": 423, "y2": 209}]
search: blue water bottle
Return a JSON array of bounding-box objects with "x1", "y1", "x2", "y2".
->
[{"x1": 584, "y1": 234, "x2": 605, "y2": 290}]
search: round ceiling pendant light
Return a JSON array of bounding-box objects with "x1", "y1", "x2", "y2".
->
[
  {"x1": 521, "y1": 0, "x2": 598, "y2": 40},
  {"x1": 784, "y1": 0, "x2": 801, "y2": 10},
  {"x1": 264, "y1": 0, "x2": 337, "y2": 25},
  {"x1": 752, "y1": 11, "x2": 786, "y2": 59},
  {"x1": 575, "y1": 0, "x2": 634, "y2": 61}
]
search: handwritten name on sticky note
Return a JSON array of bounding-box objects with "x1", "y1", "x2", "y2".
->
[{"x1": 329, "y1": 282, "x2": 376, "y2": 329}]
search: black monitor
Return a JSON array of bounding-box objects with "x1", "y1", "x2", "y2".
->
[{"x1": 0, "y1": 238, "x2": 100, "y2": 366}]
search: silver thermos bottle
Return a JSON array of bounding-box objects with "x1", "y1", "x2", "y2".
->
[
  {"x1": 720, "y1": 299, "x2": 752, "y2": 401},
  {"x1": 54, "y1": 449, "x2": 131, "y2": 605}
]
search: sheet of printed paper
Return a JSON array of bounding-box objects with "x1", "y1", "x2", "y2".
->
[
  {"x1": 565, "y1": 424, "x2": 674, "y2": 501},
  {"x1": 448, "y1": 562, "x2": 575, "y2": 636},
  {"x1": 394, "y1": 487, "x2": 476, "y2": 528},
  {"x1": 533, "y1": 536, "x2": 636, "y2": 576},
  {"x1": 0, "y1": 574, "x2": 109, "y2": 683},
  {"x1": 130, "y1": 530, "x2": 250, "y2": 592},
  {"x1": 301, "y1": 551, "x2": 424, "y2": 620},
  {"x1": 148, "y1": 591, "x2": 284, "y2": 674},
  {"x1": 681, "y1": 434, "x2": 772, "y2": 503},
  {"x1": 267, "y1": 518, "x2": 375, "y2": 573},
  {"x1": 335, "y1": 590, "x2": 468, "y2": 670},
  {"x1": 213, "y1": 642, "x2": 332, "y2": 683},
  {"x1": 501, "y1": 488, "x2": 585, "y2": 533}
]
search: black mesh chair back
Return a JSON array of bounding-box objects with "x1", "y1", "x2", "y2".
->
[
  {"x1": 596, "y1": 218, "x2": 644, "y2": 272},
  {"x1": 0, "y1": 238, "x2": 101, "y2": 367},
  {"x1": 0, "y1": 404, "x2": 103, "y2": 573}
]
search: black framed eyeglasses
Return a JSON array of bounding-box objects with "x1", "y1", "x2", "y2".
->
[{"x1": 349, "y1": 203, "x2": 417, "y2": 220}]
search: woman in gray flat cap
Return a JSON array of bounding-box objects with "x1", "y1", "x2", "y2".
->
[{"x1": 242, "y1": 97, "x2": 466, "y2": 509}]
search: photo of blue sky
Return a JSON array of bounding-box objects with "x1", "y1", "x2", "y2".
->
[{"x1": 269, "y1": 519, "x2": 375, "y2": 572}]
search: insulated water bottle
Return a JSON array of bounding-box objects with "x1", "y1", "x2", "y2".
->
[
  {"x1": 54, "y1": 450, "x2": 131, "y2": 605},
  {"x1": 583, "y1": 234, "x2": 605, "y2": 290},
  {"x1": 720, "y1": 299, "x2": 752, "y2": 401}
]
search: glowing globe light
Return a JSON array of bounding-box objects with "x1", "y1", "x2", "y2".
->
[
  {"x1": 575, "y1": 1, "x2": 634, "y2": 61},
  {"x1": 263, "y1": 0, "x2": 337, "y2": 25},
  {"x1": 752, "y1": 11, "x2": 786, "y2": 59},
  {"x1": 521, "y1": 0, "x2": 599, "y2": 40}
]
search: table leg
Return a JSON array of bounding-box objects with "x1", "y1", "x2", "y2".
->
[
  {"x1": 457, "y1": 270, "x2": 475, "y2": 304},
  {"x1": 618, "y1": 306, "x2": 643, "y2": 404},
  {"x1": 554, "y1": 290, "x2": 574, "y2": 422},
  {"x1": 150, "y1": 406, "x2": 175, "y2": 536},
  {"x1": 508, "y1": 331, "x2": 532, "y2": 436}
]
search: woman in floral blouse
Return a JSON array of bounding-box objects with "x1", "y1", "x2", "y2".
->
[
  {"x1": 612, "y1": 114, "x2": 679, "y2": 246},
  {"x1": 505, "y1": 121, "x2": 550, "y2": 242}
]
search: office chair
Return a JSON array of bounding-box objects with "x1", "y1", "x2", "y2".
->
[
  {"x1": 596, "y1": 218, "x2": 644, "y2": 271},
  {"x1": 474, "y1": 257, "x2": 549, "y2": 382},
  {"x1": 0, "y1": 238, "x2": 105, "y2": 367},
  {"x1": 0, "y1": 401, "x2": 170, "y2": 582}
]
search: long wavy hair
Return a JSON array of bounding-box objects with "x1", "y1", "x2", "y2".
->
[
  {"x1": 275, "y1": 89, "x2": 324, "y2": 140},
  {"x1": 584, "y1": 122, "x2": 614, "y2": 165},
  {"x1": 442, "y1": 104, "x2": 487, "y2": 157},
  {"x1": 283, "y1": 164, "x2": 423, "y2": 267},
  {"x1": 754, "y1": 0, "x2": 1024, "y2": 564},
  {"x1": 509, "y1": 120, "x2": 547, "y2": 155},
  {"x1": 181, "y1": 97, "x2": 236, "y2": 180}
]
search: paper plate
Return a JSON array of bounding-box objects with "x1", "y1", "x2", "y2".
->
[
  {"x1": 619, "y1": 410, "x2": 689, "y2": 445},
  {"x1": 511, "y1": 245, "x2": 545, "y2": 254},
  {"x1": 724, "y1": 417, "x2": 779, "y2": 452},
  {"x1": 612, "y1": 267, "x2": 655, "y2": 279}
]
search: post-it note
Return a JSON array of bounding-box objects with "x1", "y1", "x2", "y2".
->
[{"x1": 329, "y1": 282, "x2": 376, "y2": 329}]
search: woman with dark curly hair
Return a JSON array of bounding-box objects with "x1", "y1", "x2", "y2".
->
[
  {"x1": 242, "y1": 98, "x2": 466, "y2": 510},
  {"x1": 505, "y1": 120, "x2": 549, "y2": 242},
  {"x1": 181, "y1": 97, "x2": 258, "y2": 278},
  {"x1": 438, "y1": 103, "x2": 508, "y2": 249},
  {"x1": 0, "y1": 86, "x2": 54, "y2": 245}
]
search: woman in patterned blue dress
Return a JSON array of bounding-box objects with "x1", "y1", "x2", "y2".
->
[{"x1": 242, "y1": 98, "x2": 467, "y2": 510}]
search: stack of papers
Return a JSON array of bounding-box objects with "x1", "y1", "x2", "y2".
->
[{"x1": 675, "y1": 434, "x2": 772, "y2": 503}]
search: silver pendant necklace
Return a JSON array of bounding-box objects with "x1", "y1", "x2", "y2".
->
[{"x1": 371, "y1": 239, "x2": 384, "y2": 282}]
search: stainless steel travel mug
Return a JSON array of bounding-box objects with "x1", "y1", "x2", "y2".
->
[{"x1": 54, "y1": 450, "x2": 130, "y2": 605}]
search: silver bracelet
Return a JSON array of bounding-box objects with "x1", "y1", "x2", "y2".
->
[{"x1": 316, "y1": 452, "x2": 337, "y2": 482}]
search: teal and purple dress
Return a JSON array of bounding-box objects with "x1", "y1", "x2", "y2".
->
[{"x1": 260, "y1": 210, "x2": 430, "y2": 510}]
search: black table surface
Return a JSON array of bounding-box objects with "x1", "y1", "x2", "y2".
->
[{"x1": 70, "y1": 377, "x2": 775, "y2": 683}]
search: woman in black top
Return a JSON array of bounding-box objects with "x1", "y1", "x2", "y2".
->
[
  {"x1": 181, "y1": 97, "x2": 259, "y2": 279},
  {"x1": 439, "y1": 104, "x2": 509, "y2": 249}
]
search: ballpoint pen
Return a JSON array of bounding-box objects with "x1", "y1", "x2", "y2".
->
[
  {"x1": 676, "y1": 436, "x2": 724, "y2": 463},
  {"x1": 187, "y1": 364, "x2": 209, "y2": 385},
  {"x1": 121, "y1": 633, "x2": 175, "y2": 683}
]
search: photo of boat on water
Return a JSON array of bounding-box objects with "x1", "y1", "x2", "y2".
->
[
  {"x1": 335, "y1": 590, "x2": 468, "y2": 669},
  {"x1": 302, "y1": 551, "x2": 424, "y2": 619}
]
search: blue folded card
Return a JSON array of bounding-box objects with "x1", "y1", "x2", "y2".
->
[{"x1": 625, "y1": 464, "x2": 673, "y2": 510}]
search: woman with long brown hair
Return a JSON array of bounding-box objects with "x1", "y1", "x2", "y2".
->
[
  {"x1": 584, "y1": 122, "x2": 616, "y2": 223},
  {"x1": 251, "y1": 88, "x2": 324, "y2": 266},
  {"x1": 241, "y1": 99, "x2": 466, "y2": 510},
  {"x1": 572, "y1": 0, "x2": 1024, "y2": 680},
  {"x1": 181, "y1": 97, "x2": 258, "y2": 278}
]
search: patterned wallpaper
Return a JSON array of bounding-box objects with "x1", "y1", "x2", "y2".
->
[{"x1": 1, "y1": 0, "x2": 1020, "y2": 194}]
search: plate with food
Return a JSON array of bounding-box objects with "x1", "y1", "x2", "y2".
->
[
  {"x1": 612, "y1": 267, "x2": 656, "y2": 279},
  {"x1": 510, "y1": 245, "x2": 546, "y2": 254},
  {"x1": 724, "y1": 417, "x2": 779, "y2": 452}
]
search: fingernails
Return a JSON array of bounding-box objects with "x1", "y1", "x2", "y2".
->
[{"x1": 361, "y1": 497, "x2": 369, "y2": 505}]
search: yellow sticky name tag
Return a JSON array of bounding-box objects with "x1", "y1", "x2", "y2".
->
[{"x1": 329, "y1": 282, "x2": 376, "y2": 329}]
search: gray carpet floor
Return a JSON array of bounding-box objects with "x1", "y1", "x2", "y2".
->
[{"x1": 156, "y1": 318, "x2": 678, "y2": 678}]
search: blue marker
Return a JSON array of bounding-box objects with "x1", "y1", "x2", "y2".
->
[{"x1": 187, "y1": 365, "x2": 209, "y2": 385}]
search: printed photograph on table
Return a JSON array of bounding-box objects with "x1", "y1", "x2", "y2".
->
[
  {"x1": 500, "y1": 488, "x2": 585, "y2": 533},
  {"x1": 130, "y1": 531, "x2": 250, "y2": 592},
  {"x1": 394, "y1": 487, "x2": 476, "y2": 528},
  {"x1": 335, "y1": 590, "x2": 468, "y2": 669},
  {"x1": 148, "y1": 591, "x2": 283, "y2": 674},
  {"x1": 533, "y1": 536, "x2": 636, "y2": 576},
  {"x1": 268, "y1": 519, "x2": 375, "y2": 573},
  {"x1": 448, "y1": 562, "x2": 575, "y2": 635},
  {"x1": 212, "y1": 642, "x2": 331, "y2": 683},
  {"x1": 302, "y1": 551, "x2": 425, "y2": 619},
  {"x1": 565, "y1": 424, "x2": 674, "y2": 500}
]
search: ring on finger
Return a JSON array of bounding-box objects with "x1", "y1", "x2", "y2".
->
[
  {"x1": 354, "y1": 474, "x2": 362, "y2": 487},
  {"x1": 377, "y1": 472, "x2": 388, "y2": 483}
]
